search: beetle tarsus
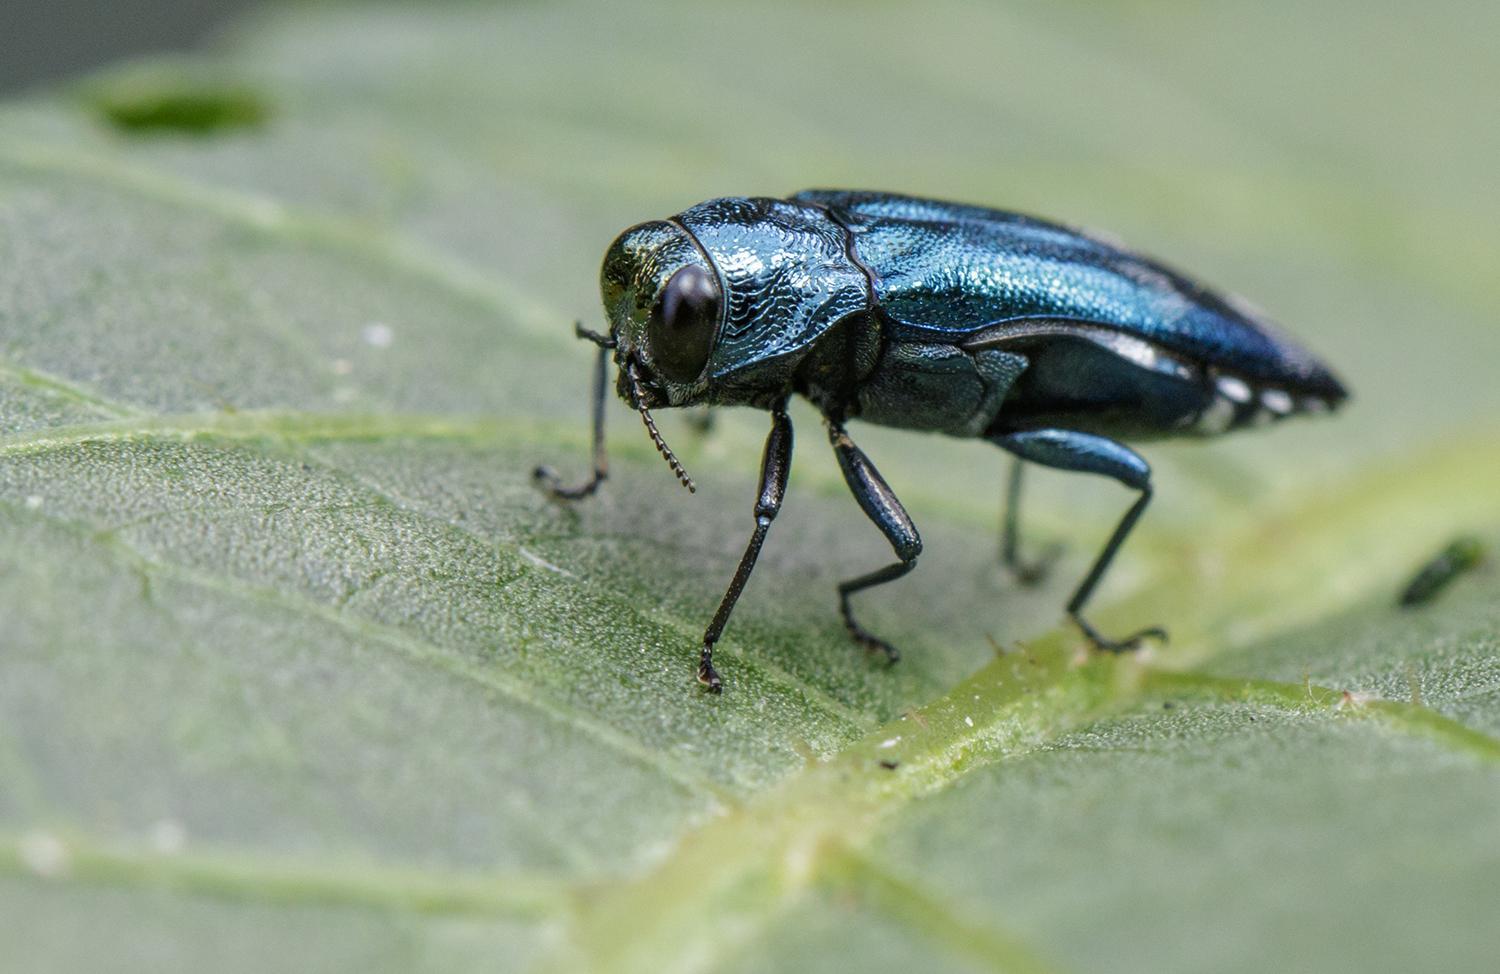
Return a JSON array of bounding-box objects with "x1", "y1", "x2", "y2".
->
[
  {"x1": 838, "y1": 598, "x2": 902, "y2": 664},
  {"x1": 697, "y1": 649, "x2": 723, "y2": 691},
  {"x1": 697, "y1": 650, "x2": 723, "y2": 693},
  {"x1": 533, "y1": 464, "x2": 606, "y2": 501},
  {"x1": 1072, "y1": 613, "x2": 1168, "y2": 653}
]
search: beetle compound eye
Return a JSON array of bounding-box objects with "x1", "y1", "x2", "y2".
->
[{"x1": 649, "y1": 264, "x2": 720, "y2": 383}]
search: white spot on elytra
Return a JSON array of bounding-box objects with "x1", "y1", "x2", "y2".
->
[
  {"x1": 1215, "y1": 374, "x2": 1253, "y2": 404},
  {"x1": 1260, "y1": 389, "x2": 1295, "y2": 415},
  {"x1": 361, "y1": 323, "x2": 395, "y2": 348},
  {"x1": 878, "y1": 737, "x2": 900, "y2": 749}
]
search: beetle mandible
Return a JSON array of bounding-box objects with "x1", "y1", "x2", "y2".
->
[{"x1": 534, "y1": 191, "x2": 1348, "y2": 691}]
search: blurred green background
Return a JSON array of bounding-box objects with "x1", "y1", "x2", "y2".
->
[
  {"x1": 1, "y1": 2, "x2": 1497, "y2": 972},
  {"x1": 1, "y1": 0, "x2": 253, "y2": 92}
]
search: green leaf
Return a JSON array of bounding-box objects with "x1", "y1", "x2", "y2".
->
[{"x1": 2, "y1": 2, "x2": 1497, "y2": 971}]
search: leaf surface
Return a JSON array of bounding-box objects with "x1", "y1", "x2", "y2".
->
[{"x1": 2, "y1": 2, "x2": 1497, "y2": 971}]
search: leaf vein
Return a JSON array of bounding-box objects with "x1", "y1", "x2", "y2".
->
[{"x1": 0, "y1": 833, "x2": 571, "y2": 918}]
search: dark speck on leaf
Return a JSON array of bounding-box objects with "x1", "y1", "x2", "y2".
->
[
  {"x1": 88, "y1": 74, "x2": 270, "y2": 135},
  {"x1": 1399, "y1": 536, "x2": 1486, "y2": 607}
]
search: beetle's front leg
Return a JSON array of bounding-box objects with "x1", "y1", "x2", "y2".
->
[
  {"x1": 533, "y1": 325, "x2": 613, "y2": 500},
  {"x1": 827, "y1": 421, "x2": 922, "y2": 663},
  {"x1": 696, "y1": 405, "x2": 794, "y2": 692}
]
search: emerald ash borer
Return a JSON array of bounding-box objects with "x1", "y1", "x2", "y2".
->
[{"x1": 534, "y1": 191, "x2": 1348, "y2": 691}]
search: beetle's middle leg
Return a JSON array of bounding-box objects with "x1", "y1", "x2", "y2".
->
[
  {"x1": 827, "y1": 421, "x2": 922, "y2": 663},
  {"x1": 1001, "y1": 458, "x2": 1062, "y2": 586},
  {"x1": 990, "y1": 429, "x2": 1166, "y2": 652}
]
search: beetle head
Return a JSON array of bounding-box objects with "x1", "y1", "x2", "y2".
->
[
  {"x1": 600, "y1": 198, "x2": 869, "y2": 407},
  {"x1": 600, "y1": 219, "x2": 720, "y2": 411},
  {"x1": 597, "y1": 199, "x2": 869, "y2": 490},
  {"x1": 597, "y1": 219, "x2": 718, "y2": 491}
]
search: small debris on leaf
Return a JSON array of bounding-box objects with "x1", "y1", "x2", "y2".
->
[{"x1": 1399, "y1": 536, "x2": 1486, "y2": 607}]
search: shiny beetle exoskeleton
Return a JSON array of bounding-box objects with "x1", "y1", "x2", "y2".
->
[{"x1": 534, "y1": 191, "x2": 1348, "y2": 691}]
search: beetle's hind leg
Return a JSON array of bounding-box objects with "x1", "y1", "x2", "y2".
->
[
  {"x1": 1001, "y1": 457, "x2": 1063, "y2": 586},
  {"x1": 827, "y1": 421, "x2": 922, "y2": 663},
  {"x1": 991, "y1": 429, "x2": 1166, "y2": 652}
]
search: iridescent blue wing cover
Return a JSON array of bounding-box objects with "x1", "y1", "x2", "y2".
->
[{"x1": 792, "y1": 189, "x2": 1345, "y2": 400}]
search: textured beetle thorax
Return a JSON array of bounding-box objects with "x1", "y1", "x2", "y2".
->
[{"x1": 675, "y1": 198, "x2": 870, "y2": 394}]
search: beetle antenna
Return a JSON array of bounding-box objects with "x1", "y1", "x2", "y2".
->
[{"x1": 627, "y1": 361, "x2": 696, "y2": 493}]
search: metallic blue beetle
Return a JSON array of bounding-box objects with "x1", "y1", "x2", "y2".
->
[{"x1": 536, "y1": 191, "x2": 1348, "y2": 691}]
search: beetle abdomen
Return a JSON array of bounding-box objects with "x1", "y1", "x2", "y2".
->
[
  {"x1": 965, "y1": 317, "x2": 1341, "y2": 440},
  {"x1": 1190, "y1": 367, "x2": 1337, "y2": 434}
]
